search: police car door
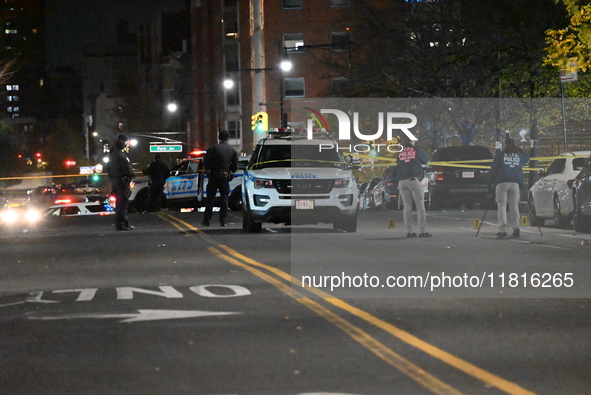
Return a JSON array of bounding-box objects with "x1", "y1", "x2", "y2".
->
[{"x1": 165, "y1": 159, "x2": 203, "y2": 205}]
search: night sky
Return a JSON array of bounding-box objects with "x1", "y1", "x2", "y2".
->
[{"x1": 45, "y1": 0, "x2": 188, "y2": 69}]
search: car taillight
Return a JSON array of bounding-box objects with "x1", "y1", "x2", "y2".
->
[
  {"x1": 567, "y1": 179, "x2": 575, "y2": 189},
  {"x1": 434, "y1": 166, "x2": 444, "y2": 181}
]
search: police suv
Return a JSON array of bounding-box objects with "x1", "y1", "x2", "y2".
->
[
  {"x1": 129, "y1": 152, "x2": 245, "y2": 212},
  {"x1": 242, "y1": 130, "x2": 358, "y2": 232}
]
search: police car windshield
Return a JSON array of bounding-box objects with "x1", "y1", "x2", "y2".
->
[{"x1": 252, "y1": 144, "x2": 346, "y2": 169}]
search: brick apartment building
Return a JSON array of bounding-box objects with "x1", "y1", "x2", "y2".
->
[{"x1": 192, "y1": 0, "x2": 355, "y2": 155}]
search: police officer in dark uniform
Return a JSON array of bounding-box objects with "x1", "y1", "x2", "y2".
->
[
  {"x1": 202, "y1": 130, "x2": 238, "y2": 227},
  {"x1": 142, "y1": 154, "x2": 170, "y2": 212},
  {"x1": 108, "y1": 136, "x2": 135, "y2": 230}
]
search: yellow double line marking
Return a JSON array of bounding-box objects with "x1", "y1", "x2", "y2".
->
[{"x1": 157, "y1": 212, "x2": 535, "y2": 395}]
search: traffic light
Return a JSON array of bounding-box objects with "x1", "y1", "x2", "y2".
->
[
  {"x1": 91, "y1": 174, "x2": 101, "y2": 182},
  {"x1": 251, "y1": 112, "x2": 268, "y2": 133}
]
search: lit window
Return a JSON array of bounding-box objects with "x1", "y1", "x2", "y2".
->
[
  {"x1": 282, "y1": 0, "x2": 302, "y2": 9},
  {"x1": 4, "y1": 29, "x2": 17, "y2": 34},
  {"x1": 284, "y1": 77, "x2": 305, "y2": 97},
  {"x1": 284, "y1": 33, "x2": 304, "y2": 53},
  {"x1": 7, "y1": 107, "x2": 12, "y2": 112}
]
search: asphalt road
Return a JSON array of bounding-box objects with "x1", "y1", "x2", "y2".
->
[{"x1": 0, "y1": 208, "x2": 590, "y2": 394}]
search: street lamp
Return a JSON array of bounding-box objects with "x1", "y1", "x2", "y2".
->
[
  {"x1": 167, "y1": 102, "x2": 178, "y2": 113},
  {"x1": 223, "y1": 78, "x2": 235, "y2": 90},
  {"x1": 223, "y1": 59, "x2": 293, "y2": 128}
]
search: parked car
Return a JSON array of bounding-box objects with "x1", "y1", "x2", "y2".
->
[
  {"x1": 571, "y1": 154, "x2": 591, "y2": 232},
  {"x1": 373, "y1": 166, "x2": 399, "y2": 210},
  {"x1": 528, "y1": 151, "x2": 591, "y2": 228},
  {"x1": 74, "y1": 180, "x2": 100, "y2": 195},
  {"x1": 426, "y1": 145, "x2": 492, "y2": 209},
  {"x1": 45, "y1": 202, "x2": 114, "y2": 217},
  {"x1": 129, "y1": 155, "x2": 247, "y2": 213},
  {"x1": 357, "y1": 182, "x2": 370, "y2": 211},
  {"x1": 365, "y1": 177, "x2": 383, "y2": 209}
]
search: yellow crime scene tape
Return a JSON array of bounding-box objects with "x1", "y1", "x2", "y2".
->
[
  {"x1": 345, "y1": 152, "x2": 590, "y2": 172},
  {"x1": 1, "y1": 154, "x2": 588, "y2": 182}
]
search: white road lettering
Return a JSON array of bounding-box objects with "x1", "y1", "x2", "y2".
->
[
  {"x1": 116, "y1": 286, "x2": 183, "y2": 300},
  {"x1": 27, "y1": 309, "x2": 239, "y2": 323},
  {"x1": 189, "y1": 284, "x2": 251, "y2": 298},
  {"x1": 0, "y1": 285, "x2": 252, "y2": 308},
  {"x1": 53, "y1": 289, "x2": 98, "y2": 301}
]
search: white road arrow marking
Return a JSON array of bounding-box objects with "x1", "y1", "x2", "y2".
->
[{"x1": 27, "y1": 309, "x2": 239, "y2": 323}]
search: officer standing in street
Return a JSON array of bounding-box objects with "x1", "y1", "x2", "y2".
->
[
  {"x1": 202, "y1": 130, "x2": 238, "y2": 227},
  {"x1": 142, "y1": 154, "x2": 170, "y2": 212},
  {"x1": 488, "y1": 136, "x2": 530, "y2": 239},
  {"x1": 397, "y1": 134, "x2": 432, "y2": 238},
  {"x1": 108, "y1": 135, "x2": 135, "y2": 230}
]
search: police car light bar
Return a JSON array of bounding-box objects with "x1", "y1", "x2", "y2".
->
[{"x1": 188, "y1": 149, "x2": 207, "y2": 157}]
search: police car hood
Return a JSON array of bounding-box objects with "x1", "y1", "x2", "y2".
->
[{"x1": 250, "y1": 167, "x2": 352, "y2": 180}]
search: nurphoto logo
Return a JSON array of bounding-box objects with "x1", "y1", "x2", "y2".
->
[{"x1": 304, "y1": 107, "x2": 418, "y2": 154}]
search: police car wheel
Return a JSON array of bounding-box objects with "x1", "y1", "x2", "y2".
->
[
  {"x1": 229, "y1": 187, "x2": 243, "y2": 211},
  {"x1": 333, "y1": 213, "x2": 357, "y2": 233},
  {"x1": 243, "y1": 203, "x2": 262, "y2": 233},
  {"x1": 134, "y1": 189, "x2": 149, "y2": 213}
]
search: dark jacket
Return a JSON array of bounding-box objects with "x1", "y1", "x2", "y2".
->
[
  {"x1": 489, "y1": 149, "x2": 530, "y2": 187},
  {"x1": 204, "y1": 141, "x2": 238, "y2": 173},
  {"x1": 396, "y1": 145, "x2": 429, "y2": 180},
  {"x1": 107, "y1": 150, "x2": 134, "y2": 180},
  {"x1": 143, "y1": 159, "x2": 170, "y2": 183}
]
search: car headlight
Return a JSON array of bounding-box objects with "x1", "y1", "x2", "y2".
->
[
  {"x1": 24, "y1": 208, "x2": 42, "y2": 223},
  {"x1": 254, "y1": 178, "x2": 274, "y2": 189},
  {"x1": 334, "y1": 178, "x2": 350, "y2": 188},
  {"x1": 1, "y1": 209, "x2": 18, "y2": 225}
]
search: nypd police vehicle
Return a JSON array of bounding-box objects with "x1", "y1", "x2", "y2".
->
[
  {"x1": 129, "y1": 151, "x2": 245, "y2": 212},
  {"x1": 242, "y1": 129, "x2": 358, "y2": 232}
]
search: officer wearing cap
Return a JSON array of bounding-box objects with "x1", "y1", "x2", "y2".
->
[
  {"x1": 107, "y1": 134, "x2": 135, "y2": 230},
  {"x1": 202, "y1": 130, "x2": 238, "y2": 227}
]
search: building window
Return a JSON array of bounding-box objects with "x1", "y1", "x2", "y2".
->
[
  {"x1": 284, "y1": 77, "x2": 305, "y2": 97},
  {"x1": 331, "y1": 77, "x2": 349, "y2": 94},
  {"x1": 284, "y1": 33, "x2": 304, "y2": 53},
  {"x1": 330, "y1": 31, "x2": 350, "y2": 52},
  {"x1": 226, "y1": 84, "x2": 240, "y2": 106},
  {"x1": 227, "y1": 120, "x2": 241, "y2": 140},
  {"x1": 8, "y1": 95, "x2": 19, "y2": 101},
  {"x1": 6, "y1": 85, "x2": 19, "y2": 91},
  {"x1": 4, "y1": 29, "x2": 17, "y2": 34},
  {"x1": 282, "y1": 0, "x2": 303, "y2": 9},
  {"x1": 329, "y1": 0, "x2": 350, "y2": 7}
]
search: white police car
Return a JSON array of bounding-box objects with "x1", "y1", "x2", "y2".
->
[
  {"x1": 129, "y1": 152, "x2": 245, "y2": 212},
  {"x1": 242, "y1": 130, "x2": 358, "y2": 232}
]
